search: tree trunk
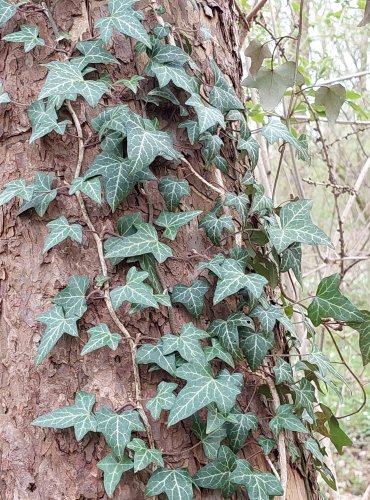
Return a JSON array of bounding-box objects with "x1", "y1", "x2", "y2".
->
[{"x1": 0, "y1": 1, "x2": 317, "y2": 499}]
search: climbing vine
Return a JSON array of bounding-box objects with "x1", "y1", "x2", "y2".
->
[{"x1": 1, "y1": 0, "x2": 369, "y2": 498}]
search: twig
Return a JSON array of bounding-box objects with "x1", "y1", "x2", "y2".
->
[
  {"x1": 245, "y1": 0, "x2": 269, "y2": 22},
  {"x1": 182, "y1": 157, "x2": 224, "y2": 196},
  {"x1": 41, "y1": 2, "x2": 60, "y2": 39}
]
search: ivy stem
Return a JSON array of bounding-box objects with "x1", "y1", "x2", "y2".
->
[
  {"x1": 65, "y1": 101, "x2": 156, "y2": 453},
  {"x1": 181, "y1": 157, "x2": 224, "y2": 196}
]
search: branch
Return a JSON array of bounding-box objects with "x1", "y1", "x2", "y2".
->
[
  {"x1": 245, "y1": 0, "x2": 269, "y2": 22},
  {"x1": 182, "y1": 157, "x2": 225, "y2": 196}
]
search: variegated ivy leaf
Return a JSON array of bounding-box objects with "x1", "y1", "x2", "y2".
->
[
  {"x1": 226, "y1": 410, "x2": 258, "y2": 452},
  {"x1": 69, "y1": 176, "x2": 102, "y2": 204},
  {"x1": 39, "y1": 60, "x2": 109, "y2": 107},
  {"x1": 304, "y1": 437, "x2": 325, "y2": 463},
  {"x1": 0, "y1": 82, "x2": 10, "y2": 103},
  {"x1": 193, "y1": 446, "x2": 238, "y2": 498},
  {"x1": 32, "y1": 391, "x2": 96, "y2": 440},
  {"x1": 249, "y1": 304, "x2": 283, "y2": 332},
  {"x1": 28, "y1": 100, "x2": 70, "y2": 143},
  {"x1": 156, "y1": 210, "x2": 201, "y2": 240},
  {"x1": 280, "y1": 242, "x2": 302, "y2": 285},
  {"x1": 206, "y1": 404, "x2": 229, "y2": 434},
  {"x1": 95, "y1": 0, "x2": 151, "y2": 47},
  {"x1": 0, "y1": 0, "x2": 17, "y2": 27},
  {"x1": 209, "y1": 60, "x2": 244, "y2": 113},
  {"x1": 147, "y1": 54, "x2": 199, "y2": 95},
  {"x1": 308, "y1": 273, "x2": 364, "y2": 326},
  {"x1": 208, "y1": 313, "x2": 251, "y2": 360},
  {"x1": 185, "y1": 94, "x2": 225, "y2": 134},
  {"x1": 146, "y1": 381, "x2": 178, "y2": 420},
  {"x1": 168, "y1": 361, "x2": 243, "y2": 425},
  {"x1": 258, "y1": 435, "x2": 275, "y2": 455},
  {"x1": 105, "y1": 222, "x2": 172, "y2": 263},
  {"x1": 97, "y1": 453, "x2": 133, "y2": 498},
  {"x1": 43, "y1": 216, "x2": 82, "y2": 253},
  {"x1": 3, "y1": 24, "x2": 45, "y2": 52},
  {"x1": 199, "y1": 205, "x2": 234, "y2": 246},
  {"x1": 192, "y1": 414, "x2": 227, "y2": 460},
  {"x1": 116, "y1": 75, "x2": 145, "y2": 93},
  {"x1": 307, "y1": 344, "x2": 346, "y2": 383},
  {"x1": 201, "y1": 132, "x2": 223, "y2": 167},
  {"x1": 35, "y1": 305, "x2": 79, "y2": 366},
  {"x1": 224, "y1": 192, "x2": 249, "y2": 220},
  {"x1": 293, "y1": 378, "x2": 316, "y2": 417},
  {"x1": 347, "y1": 312, "x2": 370, "y2": 366},
  {"x1": 261, "y1": 118, "x2": 309, "y2": 161},
  {"x1": 249, "y1": 183, "x2": 272, "y2": 216},
  {"x1": 161, "y1": 322, "x2": 209, "y2": 362},
  {"x1": 136, "y1": 341, "x2": 176, "y2": 375},
  {"x1": 230, "y1": 459, "x2": 284, "y2": 500},
  {"x1": 273, "y1": 358, "x2": 294, "y2": 385},
  {"x1": 267, "y1": 199, "x2": 333, "y2": 254},
  {"x1": 145, "y1": 468, "x2": 193, "y2": 500},
  {"x1": 0, "y1": 179, "x2": 33, "y2": 206},
  {"x1": 145, "y1": 86, "x2": 181, "y2": 107},
  {"x1": 158, "y1": 176, "x2": 190, "y2": 211},
  {"x1": 110, "y1": 267, "x2": 158, "y2": 310},
  {"x1": 178, "y1": 120, "x2": 200, "y2": 144},
  {"x1": 153, "y1": 23, "x2": 171, "y2": 39},
  {"x1": 96, "y1": 407, "x2": 144, "y2": 459},
  {"x1": 127, "y1": 438, "x2": 164, "y2": 472},
  {"x1": 240, "y1": 331, "x2": 274, "y2": 371},
  {"x1": 230, "y1": 246, "x2": 252, "y2": 269},
  {"x1": 53, "y1": 275, "x2": 89, "y2": 318},
  {"x1": 128, "y1": 253, "x2": 162, "y2": 293},
  {"x1": 237, "y1": 135, "x2": 260, "y2": 168},
  {"x1": 81, "y1": 323, "x2": 121, "y2": 355},
  {"x1": 171, "y1": 279, "x2": 209, "y2": 318},
  {"x1": 18, "y1": 172, "x2": 57, "y2": 216},
  {"x1": 204, "y1": 338, "x2": 235, "y2": 368},
  {"x1": 269, "y1": 404, "x2": 308, "y2": 435},
  {"x1": 75, "y1": 39, "x2": 119, "y2": 67},
  {"x1": 212, "y1": 258, "x2": 267, "y2": 305}
]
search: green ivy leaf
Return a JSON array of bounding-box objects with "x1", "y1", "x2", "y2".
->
[
  {"x1": 97, "y1": 453, "x2": 133, "y2": 498},
  {"x1": 3, "y1": 24, "x2": 45, "y2": 52},
  {"x1": 308, "y1": 274, "x2": 364, "y2": 326},
  {"x1": 208, "y1": 313, "x2": 251, "y2": 360},
  {"x1": 269, "y1": 404, "x2": 308, "y2": 435},
  {"x1": 117, "y1": 74, "x2": 145, "y2": 93},
  {"x1": 249, "y1": 304, "x2": 283, "y2": 332},
  {"x1": 258, "y1": 436, "x2": 275, "y2": 455},
  {"x1": 267, "y1": 199, "x2": 333, "y2": 254},
  {"x1": 261, "y1": 118, "x2": 309, "y2": 161},
  {"x1": 273, "y1": 358, "x2": 294, "y2": 385},
  {"x1": 293, "y1": 378, "x2": 316, "y2": 416},
  {"x1": 204, "y1": 338, "x2": 235, "y2": 368},
  {"x1": 237, "y1": 135, "x2": 260, "y2": 168},
  {"x1": 240, "y1": 331, "x2": 274, "y2": 371},
  {"x1": 0, "y1": 179, "x2": 33, "y2": 206},
  {"x1": 96, "y1": 407, "x2": 144, "y2": 459},
  {"x1": 226, "y1": 410, "x2": 258, "y2": 452},
  {"x1": 69, "y1": 176, "x2": 102, "y2": 204},
  {"x1": 95, "y1": 0, "x2": 151, "y2": 47},
  {"x1": 32, "y1": 390, "x2": 96, "y2": 440},
  {"x1": 158, "y1": 176, "x2": 190, "y2": 211},
  {"x1": 145, "y1": 468, "x2": 193, "y2": 500},
  {"x1": 348, "y1": 311, "x2": 370, "y2": 366},
  {"x1": 28, "y1": 100, "x2": 70, "y2": 143},
  {"x1": 18, "y1": 172, "x2": 57, "y2": 217},
  {"x1": 0, "y1": 0, "x2": 17, "y2": 27},
  {"x1": 0, "y1": 82, "x2": 10, "y2": 103},
  {"x1": 148, "y1": 54, "x2": 198, "y2": 94},
  {"x1": 168, "y1": 361, "x2": 242, "y2": 425},
  {"x1": 192, "y1": 414, "x2": 227, "y2": 460},
  {"x1": 224, "y1": 192, "x2": 249, "y2": 220},
  {"x1": 136, "y1": 341, "x2": 176, "y2": 375},
  {"x1": 110, "y1": 267, "x2": 159, "y2": 310},
  {"x1": 146, "y1": 381, "x2": 178, "y2": 420},
  {"x1": 161, "y1": 323, "x2": 209, "y2": 362},
  {"x1": 280, "y1": 242, "x2": 302, "y2": 285},
  {"x1": 304, "y1": 437, "x2": 325, "y2": 463},
  {"x1": 199, "y1": 206, "x2": 234, "y2": 246},
  {"x1": 35, "y1": 305, "x2": 79, "y2": 366},
  {"x1": 156, "y1": 210, "x2": 201, "y2": 240},
  {"x1": 314, "y1": 84, "x2": 346, "y2": 124},
  {"x1": 244, "y1": 39, "x2": 272, "y2": 78},
  {"x1": 328, "y1": 415, "x2": 352, "y2": 454},
  {"x1": 209, "y1": 60, "x2": 244, "y2": 113},
  {"x1": 75, "y1": 39, "x2": 119, "y2": 66},
  {"x1": 171, "y1": 279, "x2": 209, "y2": 318},
  {"x1": 185, "y1": 94, "x2": 225, "y2": 133},
  {"x1": 127, "y1": 438, "x2": 164, "y2": 472},
  {"x1": 249, "y1": 184, "x2": 272, "y2": 216},
  {"x1": 178, "y1": 120, "x2": 200, "y2": 144},
  {"x1": 53, "y1": 275, "x2": 89, "y2": 318},
  {"x1": 230, "y1": 459, "x2": 283, "y2": 500},
  {"x1": 307, "y1": 344, "x2": 346, "y2": 383},
  {"x1": 43, "y1": 216, "x2": 82, "y2": 253},
  {"x1": 81, "y1": 323, "x2": 121, "y2": 355}
]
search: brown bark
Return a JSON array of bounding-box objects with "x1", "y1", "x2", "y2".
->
[{"x1": 0, "y1": 1, "x2": 317, "y2": 499}]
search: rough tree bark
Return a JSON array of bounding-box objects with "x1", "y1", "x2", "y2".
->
[{"x1": 0, "y1": 1, "x2": 317, "y2": 499}]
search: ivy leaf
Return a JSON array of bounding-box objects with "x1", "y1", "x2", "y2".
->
[
  {"x1": 95, "y1": 0, "x2": 151, "y2": 47},
  {"x1": 43, "y1": 216, "x2": 82, "y2": 253},
  {"x1": 307, "y1": 344, "x2": 346, "y2": 383},
  {"x1": 293, "y1": 378, "x2": 316, "y2": 416},
  {"x1": 348, "y1": 311, "x2": 370, "y2": 366},
  {"x1": 249, "y1": 183, "x2": 272, "y2": 216},
  {"x1": 304, "y1": 437, "x2": 325, "y2": 463},
  {"x1": 158, "y1": 176, "x2": 190, "y2": 211},
  {"x1": 269, "y1": 404, "x2": 308, "y2": 435},
  {"x1": 148, "y1": 61, "x2": 198, "y2": 95},
  {"x1": 230, "y1": 459, "x2": 283, "y2": 500},
  {"x1": 314, "y1": 84, "x2": 346, "y2": 124},
  {"x1": 0, "y1": 179, "x2": 33, "y2": 206},
  {"x1": 171, "y1": 279, "x2": 209, "y2": 318},
  {"x1": 97, "y1": 453, "x2": 133, "y2": 498},
  {"x1": 178, "y1": 120, "x2": 200, "y2": 144},
  {"x1": 204, "y1": 338, "x2": 235, "y2": 368},
  {"x1": 280, "y1": 242, "x2": 302, "y2": 285},
  {"x1": 35, "y1": 305, "x2": 79, "y2": 366},
  {"x1": 168, "y1": 361, "x2": 243, "y2": 425},
  {"x1": 0, "y1": 0, "x2": 17, "y2": 27},
  {"x1": 208, "y1": 315, "x2": 248, "y2": 360},
  {"x1": 3, "y1": 24, "x2": 44, "y2": 52},
  {"x1": 39, "y1": 60, "x2": 108, "y2": 107},
  {"x1": 156, "y1": 210, "x2": 201, "y2": 240},
  {"x1": 261, "y1": 118, "x2": 309, "y2": 161},
  {"x1": 81, "y1": 323, "x2": 121, "y2": 355},
  {"x1": 193, "y1": 446, "x2": 238, "y2": 498},
  {"x1": 110, "y1": 267, "x2": 158, "y2": 310},
  {"x1": 226, "y1": 410, "x2": 258, "y2": 452},
  {"x1": 237, "y1": 135, "x2": 260, "y2": 168},
  {"x1": 96, "y1": 407, "x2": 144, "y2": 459},
  {"x1": 240, "y1": 331, "x2": 274, "y2": 371},
  {"x1": 145, "y1": 468, "x2": 193, "y2": 500},
  {"x1": 199, "y1": 208, "x2": 234, "y2": 246},
  {"x1": 0, "y1": 82, "x2": 10, "y2": 103},
  {"x1": 53, "y1": 275, "x2": 89, "y2": 318},
  {"x1": 249, "y1": 304, "x2": 282, "y2": 332},
  {"x1": 127, "y1": 438, "x2": 164, "y2": 472},
  {"x1": 161, "y1": 323, "x2": 209, "y2": 362},
  {"x1": 69, "y1": 176, "x2": 101, "y2": 204},
  {"x1": 104, "y1": 222, "x2": 172, "y2": 263},
  {"x1": 185, "y1": 94, "x2": 225, "y2": 133},
  {"x1": 136, "y1": 341, "x2": 176, "y2": 375},
  {"x1": 273, "y1": 358, "x2": 294, "y2": 385},
  {"x1": 308, "y1": 274, "x2": 364, "y2": 326},
  {"x1": 242, "y1": 62, "x2": 304, "y2": 110},
  {"x1": 224, "y1": 192, "x2": 249, "y2": 220},
  {"x1": 245, "y1": 39, "x2": 272, "y2": 78},
  {"x1": 267, "y1": 199, "x2": 333, "y2": 254},
  {"x1": 146, "y1": 381, "x2": 178, "y2": 420},
  {"x1": 28, "y1": 100, "x2": 70, "y2": 143},
  {"x1": 328, "y1": 415, "x2": 352, "y2": 454},
  {"x1": 258, "y1": 436, "x2": 275, "y2": 455},
  {"x1": 192, "y1": 414, "x2": 227, "y2": 460},
  {"x1": 117, "y1": 74, "x2": 145, "y2": 93},
  {"x1": 209, "y1": 60, "x2": 244, "y2": 113},
  {"x1": 213, "y1": 258, "x2": 267, "y2": 305},
  {"x1": 18, "y1": 172, "x2": 57, "y2": 217},
  {"x1": 75, "y1": 39, "x2": 119, "y2": 66},
  {"x1": 32, "y1": 390, "x2": 96, "y2": 440}
]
